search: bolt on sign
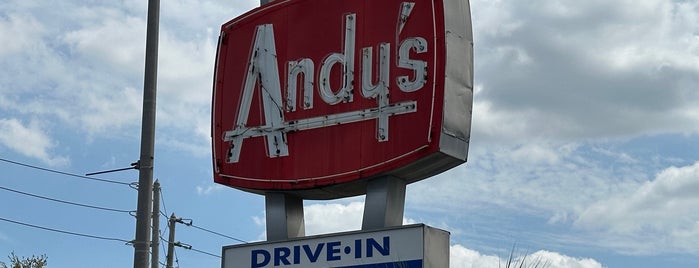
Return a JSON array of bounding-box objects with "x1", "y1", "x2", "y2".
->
[{"x1": 212, "y1": 0, "x2": 473, "y2": 199}]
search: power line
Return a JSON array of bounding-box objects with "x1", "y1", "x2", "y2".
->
[
  {"x1": 169, "y1": 240, "x2": 221, "y2": 259},
  {"x1": 186, "y1": 247, "x2": 221, "y2": 259},
  {"x1": 160, "y1": 189, "x2": 170, "y2": 218},
  {"x1": 0, "y1": 185, "x2": 133, "y2": 214},
  {"x1": 159, "y1": 231, "x2": 170, "y2": 267},
  {"x1": 0, "y1": 157, "x2": 133, "y2": 186},
  {"x1": 172, "y1": 216, "x2": 248, "y2": 243},
  {"x1": 158, "y1": 190, "x2": 247, "y2": 243},
  {"x1": 189, "y1": 223, "x2": 248, "y2": 244},
  {"x1": 0, "y1": 216, "x2": 131, "y2": 243}
]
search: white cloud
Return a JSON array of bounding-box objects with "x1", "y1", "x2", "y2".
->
[
  {"x1": 0, "y1": 0, "x2": 251, "y2": 154},
  {"x1": 574, "y1": 161, "x2": 699, "y2": 254},
  {"x1": 510, "y1": 144, "x2": 561, "y2": 165},
  {"x1": 0, "y1": 14, "x2": 43, "y2": 57},
  {"x1": 79, "y1": 87, "x2": 143, "y2": 137},
  {"x1": 304, "y1": 201, "x2": 365, "y2": 235},
  {"x1": 196, "y1": 183, "x2": 225, "y2": 196},
  {"x1": 450, "y1": 246, "x2": 605, "y2": 268},
  {"x1": 470, "y1": 0, "x2": 699, "y2": 142},
  {"x1": 450, "y1": 244, "x2": 500, "y2": 268},
  {"x1": 0, "y1": 118, "x2": 69, "y2": 166},
  {"x1": 528, "y1": 250, "x2": 604, "y2": 268},
  {"x1": 409, "y1": 143, "x2": 645, "y2": 218},
  {"x1": 62, "y1": 15, "x2": 146, "y2": 77},
  {"x1": 297, "y1": 202, "x2": 605, "y2": 268}
]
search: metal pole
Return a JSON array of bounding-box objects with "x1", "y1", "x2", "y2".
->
[
  {"x1": 133, "y1": 0, "x2": 160, "y2": 267},
  {"x1": 150, "y1": 180, "x2": 161, "y2": 268},
  {"x1": 362, "y1": 176, "x2": 406, "y2": 230},
  {"x1": 166, "y1": 214, "x2": 176, "y2": 268},
  {"x1": 265, "y1": 193, "x2": 305, "y2": 241}
]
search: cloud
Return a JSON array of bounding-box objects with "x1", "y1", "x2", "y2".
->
[
  {"x1": 470, "y1": 0, "x2": 699, "y2": 142},
  {"x1": 406, "y1": 140, "x2": 698, "y2": 254},
  {"x1": 450, "y1": 244, "x2": 500, "y2": 268},
  {"x1": 574, "y1": 161, "x2": 699, "y2": 254},
  {"x1": 293, "y1": 201, "x2": 605, "y2": 268},
  {"x1": 0, "y1": 14, "x2": 44, "y2": 57},
  {"x1": 451, "y1": 245, "x2": 604, "y2": 268},
  {"x1": 0, "y1": 118, "x2": 69, "y2": 166},
  {"x1": 304, "y1": 201, "x2": 365, "y2": 235},
  {"x1": 0, "y1": 0, "x2": 259, "y2": 155},
  {"x1": 528, "y1": 250, "x2": 604, "y2": 268},
  {"x1": 0, "y1": 0, "x2": 253, "y2": 154},
  {"x1": 409, "y1": 142, "x2": 646, "y2": 219},
  {"x1": 196, "y1": 183, "x2": 225, "y2": 196},
  {"x1": 61, "y1": 15, "x2": 146, "y2": 77}
]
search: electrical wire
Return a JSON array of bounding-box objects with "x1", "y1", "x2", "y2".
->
[
  {"x1": 0, "y1": 157, "x2": 132, "y2": 186},
  {"x1": 0, "y1": 185, "x2": 133, "y2": 214},
  {"x1": 186, "y1": 247, "x2": 221, "y2": 259},
  {"x1": 160, "y1": 189, "x2": 170, "y2": 218},
  {"x1": 0, "y1": 216, "x2": 131, "y2": 243},
  {"x1": 160, "y1": 231, "x2": 169, "y2": 266},
  {"x1": 188, "y1": 223, "x2": 248, "y2": 243},
  {"x1": 160, "y1": 190, "x2": 246, "y2": 242},
  {"x1": 171, "y1": 216, "x2": 248, "y2": 243},
  {"x1": 160, "y1": 237, "x2": 221, "y2": 258}
]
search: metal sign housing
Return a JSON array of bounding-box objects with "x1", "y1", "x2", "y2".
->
[{"x1": 212, "y1": 0, "x2": 473, "y2": 199}]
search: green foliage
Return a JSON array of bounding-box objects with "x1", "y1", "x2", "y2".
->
[{"x1": 0, "y1": 252, "x2": 48, "y2": 268}]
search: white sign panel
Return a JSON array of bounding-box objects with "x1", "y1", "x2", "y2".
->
[{"x1": 222, "y1": 224, "x2": 449, "y2": 268}]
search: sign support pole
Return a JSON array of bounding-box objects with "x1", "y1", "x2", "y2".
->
[
  {"x1": 265, "y1": 193, "x2": 305, "y2": 241},
  {"x1": 362, "y1": 176, "x2": 406, "y2": 230}
]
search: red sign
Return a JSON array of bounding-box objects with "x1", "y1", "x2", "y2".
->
[{"x1": 212, "y1": 0, "x2": 473, "y2": 199}]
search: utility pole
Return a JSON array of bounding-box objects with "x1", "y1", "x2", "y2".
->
[
  {"x1": 166, "y1": 214, "x2": 177, "y2": 268},
  {"x1": 151, "y1": 180, "x2": 161, "y2": 268},
  {"x1": 133, "y1": 0, "x2": 160, "y2": 267}
]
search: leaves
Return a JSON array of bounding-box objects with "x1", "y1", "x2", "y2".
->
[{"x1": 0, "y1": 252, "x2": 48, "y2": 268}]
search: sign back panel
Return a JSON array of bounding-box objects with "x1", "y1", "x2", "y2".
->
[{"x1": 212, "y1": 0, "x2": 473, "y2": 199}]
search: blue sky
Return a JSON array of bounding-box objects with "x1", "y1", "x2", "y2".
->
[{"x1": 1, "y1": 0, "x2": 699, "y2": 267}]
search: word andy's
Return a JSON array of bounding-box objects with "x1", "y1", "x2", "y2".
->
[
  {"x1": 250, "y1": 237, "x2": 390, "y2": 268},
  {"x1": 224, "y1": 2, "x2": 428, "y2": 163}
]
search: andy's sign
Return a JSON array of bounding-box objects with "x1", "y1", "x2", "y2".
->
[{"x1": 212, "y1": 0, "x2": 473, "y2": 199}]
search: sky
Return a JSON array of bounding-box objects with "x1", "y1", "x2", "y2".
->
[{"x1": 1, "y1": 0, "x2": 698, "y2": 267}]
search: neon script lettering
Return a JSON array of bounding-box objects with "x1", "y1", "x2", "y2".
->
[{"x1": 224, "y1": 2, "x2": 427, "y2": 163}]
